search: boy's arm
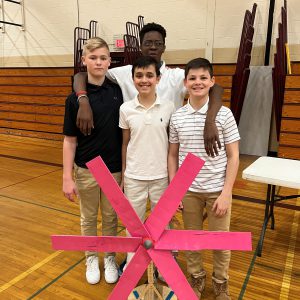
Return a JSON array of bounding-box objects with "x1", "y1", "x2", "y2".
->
[
  {"x1": 73, "y1": 72, "x2": 94, "y2": 136},
  {"x1": 168, "y1": 142, "x2": 179, "y2": 182},
  {"x1": 168, "y1": 142, "x2": 182, "y2": 211},
  {"x1": 206, "y1": 83, "x2": 223, "y2": 157},
  {"x1": 212, "y1": 141, "x2": 239, "y2": 217},
  {"x1": 121, "y1": 129, "x2": 130, "y2": 189},
  {"x1": 62, "y1": 136, "x2": 78, "y2": 202}
]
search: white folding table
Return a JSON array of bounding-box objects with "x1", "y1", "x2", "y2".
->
[{"x1": 242, "y1": 156, "x2": 300, "y2": 256}]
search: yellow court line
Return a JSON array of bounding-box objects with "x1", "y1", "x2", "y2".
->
[
  {"x1": 0, "y1": 250, "x2": 63, "y2": 293},
  {"x1": 279, "y1": 191, "x2": 300, "y2": 299}
]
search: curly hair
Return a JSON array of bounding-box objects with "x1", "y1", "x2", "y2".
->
[{"x1": 139, "y1": 22, "x2": 167, "y2": 44}]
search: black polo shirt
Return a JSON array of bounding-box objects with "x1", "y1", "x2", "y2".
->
[{"x1": 63, "y1": 78, "x2": 123, "y2": 172}]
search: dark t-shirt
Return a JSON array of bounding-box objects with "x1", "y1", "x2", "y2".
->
[{"x1": 63, "y1": 78, "x2": 123, "y2": 172}]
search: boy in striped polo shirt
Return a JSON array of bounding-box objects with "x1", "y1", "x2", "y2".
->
[{"x1": 168, "y1": 58, "x2": 240, "y2": 300}]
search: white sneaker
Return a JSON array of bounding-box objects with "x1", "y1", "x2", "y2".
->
[
  {"x1": 86, "y1": 256, "x2": 100, "y2": 284},
  {"x1": 104, "y1": 256, "x2": 119, "y2": 283}
]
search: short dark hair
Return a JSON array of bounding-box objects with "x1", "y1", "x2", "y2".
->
[
  {"x1": 140, "y1": 22, "x2": 167, "y2": 44},
  {"x1": 131, "y1": 56, "x2": 161, "y2": 77},
  {"x1": 184, "y1": 58, "x2": 214, "y2": 78}
]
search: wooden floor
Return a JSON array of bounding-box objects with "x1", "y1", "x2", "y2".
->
[{"x1": 0, "y1": 134, "x2": 299, "y2": 300}]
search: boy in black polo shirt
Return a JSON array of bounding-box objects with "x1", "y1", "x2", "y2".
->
[{"x1": 63, "y1": 37, "x2": 123, "y2": 285}]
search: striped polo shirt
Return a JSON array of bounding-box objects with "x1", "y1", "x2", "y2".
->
[{"x1": 169, "y1": 99, "x2": 240, "y2": 193}]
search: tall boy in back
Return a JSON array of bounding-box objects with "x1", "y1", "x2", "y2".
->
[
  {"x1": 62, "y1": 37, "x2": 123, "y2": 285},
  {"x1": 119, "y1": 55, "x2": 175, "y2": 267},
  {"x1": 168, "y1": 58, "x2": 240, "y2": 300}
]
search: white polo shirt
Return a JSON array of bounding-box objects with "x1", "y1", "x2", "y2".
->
[
  {"x1": 169, "y1": 100, "x2": 240, "y2": 193},
  {"x1": 119, "y1": 96, "x2": 175, "y2": 180},
  {"x1": 107, "y1": 61, "x2": 186, "y2": 108}
]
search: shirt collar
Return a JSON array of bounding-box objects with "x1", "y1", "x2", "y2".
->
[
  {"x1": 133, "y1": 95, "x2": 161, "y2": 108},
  {"x1": 87, "y1": 77, "x2": 109, "y2": 92},
  {"x1": 186, "y1": 98, "x2": 209, "y2": 114},
  {"x1": 159, "y1": 61, "x2": 166, "y2": 74}
]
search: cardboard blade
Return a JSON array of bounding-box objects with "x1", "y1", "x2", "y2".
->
[
  {"x1": 87, "y1": 156, "x2": 149, "y2": 238},
  {"x1": 145, "y1": 153, "x2": 205, "y2": 241},
  {"x1": 51, "y1": 235, "x2": 142, "y2": 252},
  {"x1": 155, "y1": 230, "x2": 252, "y2": 251},
  {"x1": 108, "y1": 245, "x2": 151, "y2": 300},
  {"x1": 148, "y1": 249, "x2": 198, "y2": 300}
]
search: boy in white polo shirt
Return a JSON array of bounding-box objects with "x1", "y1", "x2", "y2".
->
[
  {"x1": 168, "y1": 58, "x2": 240, "y2": 300},
  {"x1": 119, "y1": 55, "x2": 175, "y2": 267}
]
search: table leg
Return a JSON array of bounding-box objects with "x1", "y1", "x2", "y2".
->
[
  {"x1": 270, "y1": 185, "x2": 276, "y2": 229},
  {"x1": 257, "y1": 184, "x2": 271, "y2": 257}
]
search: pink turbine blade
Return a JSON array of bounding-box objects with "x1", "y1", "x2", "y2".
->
[
  {"x1": 87, "y1": 156, "x2": 149, "y2": 238},
  {"x1": 148, "y1": 249, "x2": 198, "y2": 300},
  {"x1": 108, "y1": 245, "x2": 151, "y2": 300},
  {"x1": 145, "y1": 153, "x2": 205, "y2": 241},
  {"x1": 155, "y1": 230, "x2": 252, "y2": 251},
  {"x1": 51, "y1": 235, "x2": 142, "y2": 252}
]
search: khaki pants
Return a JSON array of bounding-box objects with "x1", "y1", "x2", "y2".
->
[
  {"x1": 74, "y1": 164, "x2": 121, "y2": 258},
  {"x1": 182, "y1": 191, "x2": 231, "y2": 281},
  {"x1": 124, "y1": 176, "x2": 169, "y2": 264}
]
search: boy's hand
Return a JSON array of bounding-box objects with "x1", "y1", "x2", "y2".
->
[
  {"x1": 212, "y1": 193, "x2": 231, "y2": 217},
  {"x1": 119, "y1": 179, "x2": 124, "y2": 192},
  {"x1": 63, "y1": 178, "x2": 79, "y2": 202},
  {"x1": 76, "y1": 97, "x2": 94, "y2": 136},
  {"x1": 204, "y1": 121, "x2": 221, "y2": 157}
]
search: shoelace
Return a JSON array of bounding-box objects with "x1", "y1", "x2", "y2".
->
[
  {"x1": 86, "y1": 257, "x2": 98, "y2": 271},
  {"x1": 213, "y1": 281, "x2": 228, "y2": 295},
  {"x1": 105, "y1": 257, "x2": 117, "y2": 272},
  {"x1": 191, "y1": 276, "x2": 205, "y2": 289}
]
